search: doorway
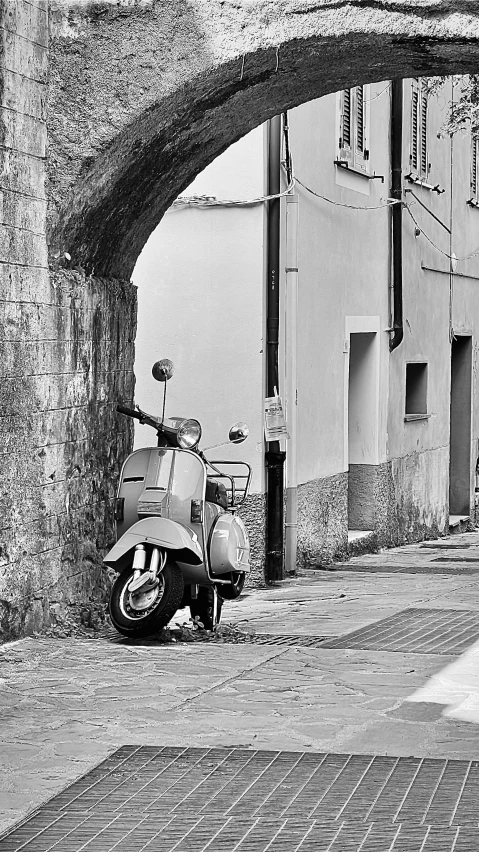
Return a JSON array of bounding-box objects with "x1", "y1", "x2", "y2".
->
[
  {"x1": 347, "y1": 332, "x2": 378, "y2": 531},
  {"x1": 449, "y1": 336, "x2": 472, "y2": 519}
]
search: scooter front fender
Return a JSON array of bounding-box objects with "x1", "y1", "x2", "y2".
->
[{"x1": 104, "y1": 517, "x2": 203, "y2": 571}]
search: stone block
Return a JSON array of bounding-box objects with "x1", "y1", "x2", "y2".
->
[
  {"x1": 2, "y1": 68, "x2": 47, "y2": 119},
  {"x1": 2, "y1": 28, "x2": 48, "y2": 81},
  {"x1": 1, "y1": 189, "x2": 46, "y2": 232},
  {"x1": 0, "y1": 222, "x2": 47, "y2": 266},
  {"x1": 0, "y1": 263, "x2": 50, "y2": 302},
  {"x1": 0, "y1": 147, "x2": 46, "y2": 197},
  {"x1": 2, "y1": 0, "x2": 49, "y2": 48},
  {"x1": 0, "y1": 109, "x2": 47, "y2": 158}
]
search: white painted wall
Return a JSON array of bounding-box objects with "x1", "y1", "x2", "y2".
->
[
  {"x1": 286, "y1": 87, "x2": 391, "y2": 485},
  {"x1": 132, "y1": 127, "x2": 266, "y2": 492}
]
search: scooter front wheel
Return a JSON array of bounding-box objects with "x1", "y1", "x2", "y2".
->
[{"x1": 109, "y1": 558, "x2": 184, "y2": 638}]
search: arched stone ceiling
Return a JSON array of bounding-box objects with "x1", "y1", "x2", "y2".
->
[{"x1": 47, "y1": 0, "x2": 479, "y2": 278}]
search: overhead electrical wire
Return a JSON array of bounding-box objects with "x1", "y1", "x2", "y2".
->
[
  {"x1": 171, "y1": 116, "x2": 479, "y2": 264},
  {"x1": 171, "y1": 179, "x2": 295, "y2": 209}
]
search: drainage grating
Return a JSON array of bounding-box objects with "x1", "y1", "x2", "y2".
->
[
  {"x1": 331, "y1": 562, "x2": 479, "y2": 574},
  {"x1": 322, "y1": 608, "x2": 479, "y2": 655},
  {"x1": 103, "y1": 629, "x2": 329, "y2": 648},
  {"x1": 2, "y1": 747, "x2": 479, "y2": 851},
  {"x1": 433, "y1": 556, "x2": 479, "y2": 563}
]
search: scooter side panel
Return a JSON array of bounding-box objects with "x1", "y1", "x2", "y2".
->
[
  {"x1": 104, "y1": 517, "x2": 203, "y2": 569},
  {"x1": 209, "y1": 513, "x2": 251, "y2": 575}
]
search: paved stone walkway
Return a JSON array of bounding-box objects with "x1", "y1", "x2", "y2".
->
[{"x1": 2, "y1": 531, "x2": 479, "y2": 838}]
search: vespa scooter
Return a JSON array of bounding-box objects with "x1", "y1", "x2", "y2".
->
[{"x1": 105, "y1": 360, "x2": 252, "y2": 638}]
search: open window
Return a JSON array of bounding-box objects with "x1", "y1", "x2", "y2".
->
[
  {"x1": 405, "y1": 362, "x2": 428, "y2": 419},
  {"x1": 338, "y1": 86, "x2": 370, "y2": 174}
]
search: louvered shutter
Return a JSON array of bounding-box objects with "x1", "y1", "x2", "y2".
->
[
  {"x1": 338, "y1": 89, "x2": 353, "y2": 165},
  {"x1": 471, "y1": 138, "x2": 478, "y2": 197},
  {"x1": 411, "y1": 89, "x2": 419, "y2": 171},
  {"x1": 420, "y1": 89, "x2": 428, "y2": 175},
  {"x1": 356, "y1": 86, "x2": 364, "y2": 153},
  {"x1": 342, "y1": 89, "x2": 351, "y2": 147}
]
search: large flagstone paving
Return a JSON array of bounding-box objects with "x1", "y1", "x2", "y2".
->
[{"x1": 2, "y1": 530, "x2": 479, "y2": 836}]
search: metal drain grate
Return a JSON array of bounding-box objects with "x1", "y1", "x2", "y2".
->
[
  {"x1": 2, "y1": 747, "x2": 478, "y2": 851},
  {"x1": 331, "y1": 562, "x2": 479, "y2": 574},
  {"x1": 226, "y1": 634, "x2": 329, "y2": 647},
  {"x1": 433, "y1": 556, "x2": 479, "y2": 563},
  {"x1": 322, "y1": 608, "x2": 479, "y2": 655},
  {"x1": 102, "y1": 629, "x2": 329, "y2": 648}
]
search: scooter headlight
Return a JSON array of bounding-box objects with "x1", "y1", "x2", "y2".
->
[{"x1": 177, "y1": 419, "x2": 202, "y2": 449}]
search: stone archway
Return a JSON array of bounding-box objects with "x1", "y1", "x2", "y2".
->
[
  {"x1": 2, "y1": 0, "x2": 479, "y2": 637},
  {"x1": 48, "y1": 1, "x2": 479, "y2": 278}
]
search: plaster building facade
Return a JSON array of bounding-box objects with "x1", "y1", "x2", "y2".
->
[{"x1": 134, "y1": 78, "x2": 479, "y2": 578}]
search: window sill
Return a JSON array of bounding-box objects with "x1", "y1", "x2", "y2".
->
[
  {"x1": 405, "y1": 174, "x2": 445, "y2": 194},
  {"x1": 334, "y1": 161, "x2": 383, "y2": 182},
  {"x1": 404, "y1": 414, "x2": 431, "y2": 422}
]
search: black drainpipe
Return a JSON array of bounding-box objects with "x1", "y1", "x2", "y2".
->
[
  {"x1": 265, "y1": 115, "x2": 285, "y2": 584},
  {"x1": 390, "y1": 79, "x2": 404, "y2": 352}
]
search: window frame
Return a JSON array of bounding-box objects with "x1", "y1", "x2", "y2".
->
[{"x1": 405, "y1": 361, "x2": 429, "y2": 421}]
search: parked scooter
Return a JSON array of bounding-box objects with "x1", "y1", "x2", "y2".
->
[{"x1": 105, "y1": 360, "x2": 252, "y2": 638}]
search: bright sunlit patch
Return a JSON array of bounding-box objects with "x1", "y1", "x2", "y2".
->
[{"x1": 406, "y1": 638, "x2": 479, "y2": 723}]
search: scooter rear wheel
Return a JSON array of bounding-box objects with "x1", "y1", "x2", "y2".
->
[
  {"x1": 190, "y1": 586, "x2": 223, "y2": 631},
  {"x1": 109, "y1": 558, "x2": 184, "y2": 638},
  {"x1": 217, "y1": 571, "x2": 246, "y2": 601}
]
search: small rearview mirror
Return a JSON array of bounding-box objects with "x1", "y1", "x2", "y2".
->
[
  {"x1": 229, "y1": 422, "x2": 249, "y2": 444},
  {"x1": 152, "y1": 359, "x2": 174, "y2": 382}
]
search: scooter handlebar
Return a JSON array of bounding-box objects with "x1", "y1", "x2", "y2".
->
[
  {"x1": 117, "y1": 404, "x2": 141, "y2": 420},
  {"x1": 117, "y1": 404, "x2": 161, "y2": 431}
]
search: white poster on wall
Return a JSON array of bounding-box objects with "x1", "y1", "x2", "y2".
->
[{"x1": 264, "y1": 392, "x2": 289, "y2": 442}]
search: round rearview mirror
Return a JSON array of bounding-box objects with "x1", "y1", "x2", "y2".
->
[
  {"x1": 152, "y1": 359, "x2": 174, "y2": 382},
  {"x1": 229, "y1": 422, "x2": 249, "y2": 444}
]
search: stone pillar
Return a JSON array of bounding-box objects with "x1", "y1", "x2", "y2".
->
[{"x1": 0, "y1": 4, "x2": 137, "y2": 638}]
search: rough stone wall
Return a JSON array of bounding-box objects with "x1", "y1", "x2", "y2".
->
[
  {"x1": 348, "y1": 464, "x2": 376, "y2": 531},
  {"x1": 239, "y1": 493, "x2": 266, "y2": 588},
  {"x1": 0, "y1": 267, "x2": 136, "y2": 638},
  {"x1": 297, "y1": 449, "x2": 449, "y2": 570},
  {"x1": 387, "y1": 448, "x2": 449, "y2": 546},
  {"x1": 297, "y1": 473, "x2": 349, "y2": 567},
  {"x1": 0, "y1": 4, "x2": 138, "y2": 639}
]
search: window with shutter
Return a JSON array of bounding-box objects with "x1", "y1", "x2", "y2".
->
[
  {"x1": 420, "y1": 88, "x2": 428, "y2": 174},
  {"x1": 411, "y1": 89, "x2": 419, "y2": 171},
  {"x1": 338, "y1": 85, "x2": 370, "y2": 174},
  {"x1": 356, "y1": 86, "x2": 364, "y2": 153},
  {"x1": 410, "y1": 80, "x2": 428, "y2": 178},
  {"x1": 471, "y1": 137, "x2": 478, "y2": 199},
  {"x1": 343, "y1": 89, "x2": 351, "y2": 148}
]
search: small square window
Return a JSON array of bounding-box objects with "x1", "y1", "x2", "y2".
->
[{"x1": 405, "y1": 362, "x2": 428, "y2": 415}]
